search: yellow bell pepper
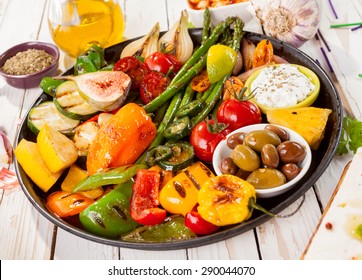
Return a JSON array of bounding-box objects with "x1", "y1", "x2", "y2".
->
[
  {"x1": 148, "y1": 165, "x2": 174, "y2": 188},
  {"x1": 159, "y1": 162, "x2": 214, "y2": 216},
  {"x1": 197, "y1": 174, "x2": 256, "y2": 226},
  {"x1": 61, "y1": 164, "x2": 104, "y2": 200},
  {"x1": 37, "y1": 123, "x2": 78, "y2": 173},
  {"x1": 14, "y1": 139, "x2": 62, "y2": 192}
]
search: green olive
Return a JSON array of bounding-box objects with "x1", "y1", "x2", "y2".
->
[
  {"x1": 230, "y1": 144, "x2": 260, "y2": 172},
  {"x1": 243, "y1": 130, "x2": 281, "y2": 153},
  {"x1": 246, "y1": 168, "x2": 287, "y2": 189}
]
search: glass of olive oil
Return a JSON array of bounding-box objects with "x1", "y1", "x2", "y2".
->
[{"x1": 48, "y1": 0, "x2": 125, "y2": 57}]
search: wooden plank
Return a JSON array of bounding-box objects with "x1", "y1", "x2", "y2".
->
[
  {"x1": 120, "y1": 248, "x2": 187, "y2": 260},
  {"x1": 257, "y1": 189, "x2": 321, "y2": 259},
  {"x1": 0, "y1": 188, "x2": 54, "y2": 259},
  {"x1": 53, "y1": 229, "x2": 119, "y2": 260},
  {"x1": 188, "y1": 231, "x2": 259, "y2": 260},
  {"x1": 0, "y1": 0, "x2": 54, "y2": 260},
  {"x1": 123, "y1": 0, "x2": 168, "y2": 39}
]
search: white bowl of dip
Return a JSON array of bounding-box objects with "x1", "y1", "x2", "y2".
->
[{"x1": 244, "y1": 64, "x2": 320, "y2": 114}]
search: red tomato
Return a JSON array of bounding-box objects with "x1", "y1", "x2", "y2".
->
[
  {"x1": 144, "y1": 52, "x2": 182, "y2": 76},
  {"x1": 113, "y1": 56, "x2": 150, "y2": 90},
  {"x1": 185, "y1": 211, "x2": 219, "y2": 235},
  {"x1": 46, "y1": 191, "x2": 94, "y2": 218},
  {"x1": 140, "y1": 71, "x2": 171, "y2": 104},
  {"x1": 190, "y1": 119, "x2": 231, "y2": 163},
  {"x1": 216, "y1": 99, "x2": 262, "y2": 131}
]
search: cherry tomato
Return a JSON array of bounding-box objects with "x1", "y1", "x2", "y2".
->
[
  {"x1": 140, "y1": 71, "x2": 171, "y2": 104},
  {"x1": 185, "y1": 211, "x2": 219, "y2": 235},
  {"x1": 113, "y1": 56, "x2": 150, "y2": 90},
  {"x1": 190, "y1": 118, "x2": 231, "y2": 163},
  {"x1": 216, "y1": 99, "x2": 262, "y2": 131},
  {"x1": 46, "y1": 191, "x2": 94, "y2": 218},
  {"x1": 144, "y1": 52, "x2": 182, "y2": 76}
]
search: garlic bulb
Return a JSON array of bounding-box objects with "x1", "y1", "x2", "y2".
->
[
  {"x1": 158, "y1": 10, "x2": 193, "y2": 63},
  {"x1": 120, "y1": 22, "x2": 160, "y2": 58},
  {"x1": 249, "y1": 0, "x2": 320, "y2": 48},
  {"x1": 0, "y1": 131, "x2": 13, "y2": 164}
]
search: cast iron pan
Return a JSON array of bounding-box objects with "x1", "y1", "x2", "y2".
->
[{"x1": 15, "y1": 29, "x2": 343, "y2": 250}]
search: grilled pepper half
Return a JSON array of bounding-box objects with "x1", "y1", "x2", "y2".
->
[
  {"x1": 121, "y1": 215, "x2": 197, "y2": 243},
  {"x1": 130, "y1": 169, "x2": 166, "y2": 226},
  {"x1": 79, "y1": 180, "x2": 139, "y2": 238},
  {"x1": 197, "y1": 174, "x2": 256, "y2": 226},
  {"x1": 159, "y1": 161, "x2": 214, "y2": 216}
]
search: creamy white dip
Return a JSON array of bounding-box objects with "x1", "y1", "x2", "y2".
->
[{"x1": 250, "y1": 64, "x2": 315, "y2": 108}]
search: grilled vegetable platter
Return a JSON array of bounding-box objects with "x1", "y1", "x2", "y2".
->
[{"x1": 14, "y1": 11, "x2": 342, "y2": 250}]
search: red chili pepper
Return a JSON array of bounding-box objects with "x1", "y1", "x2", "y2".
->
[
  {"x1": 130, "y1": 169, "x2": 166, "y2": 226},
  {"x1": 185, "y1": 211, "x2": 219, "y2": 235}
]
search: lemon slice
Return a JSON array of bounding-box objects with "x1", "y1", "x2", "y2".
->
[{"x1": 207, "y1": 45, "x2": 237, "y2": 83}]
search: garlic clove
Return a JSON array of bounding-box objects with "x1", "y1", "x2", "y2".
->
[
  {"x1": 250, "y1": 0, "x2": 320, "y2": 48},
  {"x1": 0, "y1": 131, "x2": 13, "y2": 165}
]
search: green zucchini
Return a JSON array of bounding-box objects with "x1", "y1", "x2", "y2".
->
[
  {"x1": 54, "y1": 81, "x2": 99, "y2": 121},
  {"x1": 27, "y1": 101, "x2": 80, "y2": 135}
]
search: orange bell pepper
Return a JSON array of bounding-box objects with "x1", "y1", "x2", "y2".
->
[{"x1": 86, "y1": 103, "x2": 156, "y2": 174}]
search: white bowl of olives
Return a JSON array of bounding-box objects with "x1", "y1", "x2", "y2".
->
[{"x1": 212, "y1": 123, "x2": 312, "y2": 198}]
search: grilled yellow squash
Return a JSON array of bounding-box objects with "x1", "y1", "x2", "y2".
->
[{"x1": 266, "y1": 107, "x2": 332, "y2": 150}]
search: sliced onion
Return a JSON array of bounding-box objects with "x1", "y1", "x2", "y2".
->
[{"x1": 120, "y1": 23, "x2": 160, "y2": 59}]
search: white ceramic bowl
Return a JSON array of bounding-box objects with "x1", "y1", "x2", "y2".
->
[
  {"x1": 186, "y1": 1, "x2": 254, "y2": 29},
  {"x1": 212, "y1": 123, "x2": 312, "y2": 198}
]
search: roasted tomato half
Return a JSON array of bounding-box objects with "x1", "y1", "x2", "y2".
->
[{"x1": 113, "y1": 56, "x2": 150, "y2": 90}]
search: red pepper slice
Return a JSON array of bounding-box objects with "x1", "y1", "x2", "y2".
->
[
  {"x1": 185, "y1": 211, "x2": 219, "y2": 235},
  {"x1": 130, "y1": 169, "x2": 166, "y2": 226}
]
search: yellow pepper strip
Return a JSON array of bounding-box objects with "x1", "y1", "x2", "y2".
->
[
  {"x1": 159, "y1": 162, "x2": 214, "y2": 216},
  {"x1": 14, "y1": 139, "x2": 62, "y2": 192},
  {"x1": 61, "y1": 164, "x2": 104, "y2": 200},
  {"x1": 198, "y1": 174, "x2": 256, "y2": 226}
]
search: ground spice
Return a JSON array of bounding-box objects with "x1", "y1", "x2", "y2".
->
[{"x1": 1, "y1": 49, "x2": 54, "y2": 75}]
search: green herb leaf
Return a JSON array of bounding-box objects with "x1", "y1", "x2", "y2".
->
[{"x1": 337, "y1": 116, "x2": 362, "y2": 155}]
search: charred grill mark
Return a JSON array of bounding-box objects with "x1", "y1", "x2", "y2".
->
[
  {"x1": 72, "y1": 199, "x2": 85, "y2": 206},
  {"x1": 112, "y1": 205, "x2": 127, "y2": 220},
  {"x1": 184, "y1": 170, "x2": 200, "y2": 190},
  {"x1": 90, "y1": 213, "x2": 106, "y2": 229},
  {"x1": 212, "y1": 179, "x2": 239, "y2": 205},
  {"x1": 173, "y1": 181, "x2": 186, "y2": 198},
  {"x1": 199, "y1": 162, "x2": 213, "y2": 177}
]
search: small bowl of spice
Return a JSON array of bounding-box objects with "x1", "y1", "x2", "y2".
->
[{"x1": 0, "y1": 41, "x2": 59, "y2": 89}]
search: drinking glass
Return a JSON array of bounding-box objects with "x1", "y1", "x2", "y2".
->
[{"x1": 48, "y1": 0, "x2": 125, "y2": 58}]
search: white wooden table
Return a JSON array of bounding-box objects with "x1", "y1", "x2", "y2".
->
[{"x1": 0, "y1": 0, "x2": 361, "y2": 260}]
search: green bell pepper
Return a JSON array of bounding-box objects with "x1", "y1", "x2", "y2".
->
[
  {"x1": 120, "y1": 215, "x2": 197, "y2": 243},
  {"x1": 72, "y1": 164, "x2": 147, "y2": 193},
  {"x1": 79, "y1": 180, "x2": 140, "y2": 238},
  {"x1": 39, "y1": 77, "x2": 64, "y2": 97}
]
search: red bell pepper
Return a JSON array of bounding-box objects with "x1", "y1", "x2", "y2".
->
[{"x1": 130, "y1": 169, "x2": 166, "y2": 226}]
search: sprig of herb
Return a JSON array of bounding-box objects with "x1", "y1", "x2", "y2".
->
[{"x1": 337, "y1": 116, "x2": 362, "y2": 155}]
